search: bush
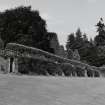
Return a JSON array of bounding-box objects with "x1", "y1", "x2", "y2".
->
[
  {"x1": 18, "y1": 57, "x2": 63, "y2": 76},
  {"x1": 94, "y1": 71, "x2": 100, "y2": 77},
  {"x1": 75, "y1": 66, "x2": 85, "y2": 77},
  {"x1": 18, "y1": 58, "x2": 48, "y2": 75},
  {"x1": 18, "y1": 58, "x2": 30, "y2": 74},
  {"x1": 45, "y1": 62, "x2": 62, "y2": 76},
  {"x1": 60, "y1": 63, "x2": 75, "y2": 76}
]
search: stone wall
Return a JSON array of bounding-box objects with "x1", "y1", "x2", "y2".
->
[{"x1": 0, "y1": 43, "x2": 104, "y2": 77}]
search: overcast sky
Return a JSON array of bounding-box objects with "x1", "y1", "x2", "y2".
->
[{"x1": 0, "y1": 0, "x2": 105, "y2": 46}]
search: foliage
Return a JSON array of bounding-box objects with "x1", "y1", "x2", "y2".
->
[
  {"x1": 66, "y1": 33, "x2": 75, "y2": 50},
  {"x1": 0, "y1": 37, "x2": 4, "y2": 49},
  {"x1": 72, "y1": 49, "x2": 80, "y2": 60},
  {"x1": 18, "y1": 58, "x2": 48, "y2": 75},
  {"x1": 94, "y1": 18, "x2": 105, "y2": 46},
  {"x1": 66, "y1": 26, "x2": 105, "y2": 67},
  {"x1": 66, "y1": 49, "x2": 73, "y2": 59},
  {"x1": 60, "y1": 63, "x2": 75, "y2": 76},
  {"x1": 0, "y1": 6, "x2": 52, "y2": 53},
  {"x1": 66, "y1": 28, "x2": 94, "y2": 64},
  {"x1": 75, "y1": 66, "x2": 85, "y2": 77},
  {"x1": 66, "y1": 28, "x2": 84, "y2": 50},
  {"x1": 18, "y1": 57, "x2": 63, "y2": 76},
  {"x1": 75, "y1": 28, "x2": 84, "y2": 49}
]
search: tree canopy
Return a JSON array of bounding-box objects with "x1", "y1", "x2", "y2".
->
[
  {"x1": 66, "y1": 28, "x2": 99, "y2": 66},
  {"x1": 0, "y1": 6, "x2": 52, "y2": 52},
  {"x1": 94, "y1": 18, "x2": 105, "y2": 46}
]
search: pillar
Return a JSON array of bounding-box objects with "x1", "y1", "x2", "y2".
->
[
  {"x1": 10, "y1": 58, "x2": 14, "y2": 73},
  {"x1": 6, "y1": 57, "x2": 18, "y2": 73},
  {"x1": 12, "y1": 58, "x2": 18, "y2": 73},
  {"x1": 7, "y1": 57, "x2": 11, "y2": 73},
  {"x1": 70, "y1": 71, "x2": 73, "y2": 77},
  {"x1": 84, "y1": 70, "x2": 87, "y2": 77},
  {"x1": 6, "y1": 57, "x2": 14, "y2": 73},
  {"x1": 74, "y1": 71, "x2": 77, "y2": 77},
  {"x1": 92, "y1": 71, "x2": 95, "y2": 77},
  {"x1": 98, "y1": 71, "x2": 103, "y2": 77}
]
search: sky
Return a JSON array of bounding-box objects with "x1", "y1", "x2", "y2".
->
[{"x1": 0, "y1": 0, "x2": 105, "y2": 47}]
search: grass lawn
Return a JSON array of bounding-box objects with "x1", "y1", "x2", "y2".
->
[{"x1": 0, "y1": 74, "x2": 105, "y2": 105}]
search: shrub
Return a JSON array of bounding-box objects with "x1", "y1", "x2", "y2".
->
[
  {"x1": 60, "y1": 63, "x2": 75, "y2": 76},
  {"x1": 18, "y1": 58, "x2": 48, "y2": 75},
  {"x1": 45, "y1": 62, "x2": 62, "y2": 76},
  {"x1": 75, "y1": 66, "x2": 85, "y2": 77},
  {"x1": 86, "y1": 67, "x2": 94, "y2": 77},
  {"x1": 18, "y1": 57, "x2": 63, "y2": 76}
]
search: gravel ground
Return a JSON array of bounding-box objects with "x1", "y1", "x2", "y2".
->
[{"x1": 0, "y1": 74, "x2": 105, "y2": 105}]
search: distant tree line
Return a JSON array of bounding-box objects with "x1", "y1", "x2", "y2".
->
[{"x1": 66, "y1": 18, "x2": 105, "y2": 67}]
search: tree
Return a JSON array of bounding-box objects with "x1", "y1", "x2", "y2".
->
[
  {"x1": 83, "y1": 33, "x2": 88, "y2": 42},
  {"x1": 90, "y1": 38, "x2": 94, "y2": 46},
  {"x1": 67, "y1": 48, "x2": 74, "y2": 59},
  {"x1": 66, "y1": 33, "x2": 76, "y2": 59},
  {"x1": 94, "y1": 18, "x2": 105, "y2": 46},
  {"x1": 66, "y1": 28, "x2": 84, "y2": 60},
  {"x1": 73, "y1": 49, "x2": 80, "y2": 60},
  {"x1": 66, "y1": 33, "x2": 75, "y2": 50},
  {"x1": 75, "y1": 28, "x2": 83, "y2": 49},
  {"x1": 0, "y1": 6, "x2": 52, "y2": 52},
  {"x1": 66, "y1": 28, "x2": 101, "y2": 66}
]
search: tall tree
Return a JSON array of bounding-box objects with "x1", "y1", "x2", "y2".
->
[
  {"x1": 66, "y1": 33, "x2": 75, "y2": 50},
  {"x1": 94, "y1": 18, "x2": 105, "y2": 46},
  {"x1": 66, "y1": 28, "x2": 83, "y2": 51},
  {"x1": 83, "y1": 33, "x2": 88, "y2": 42},
  {"x1": 66, "y1": 28, "x2": 84, "y2": 60},
  {"x1": 75, "y1": 28, "x2": 83, "y2": 49},
  {"x1": 0, "y1": 6, "x2": 52, "y2": 52}
]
